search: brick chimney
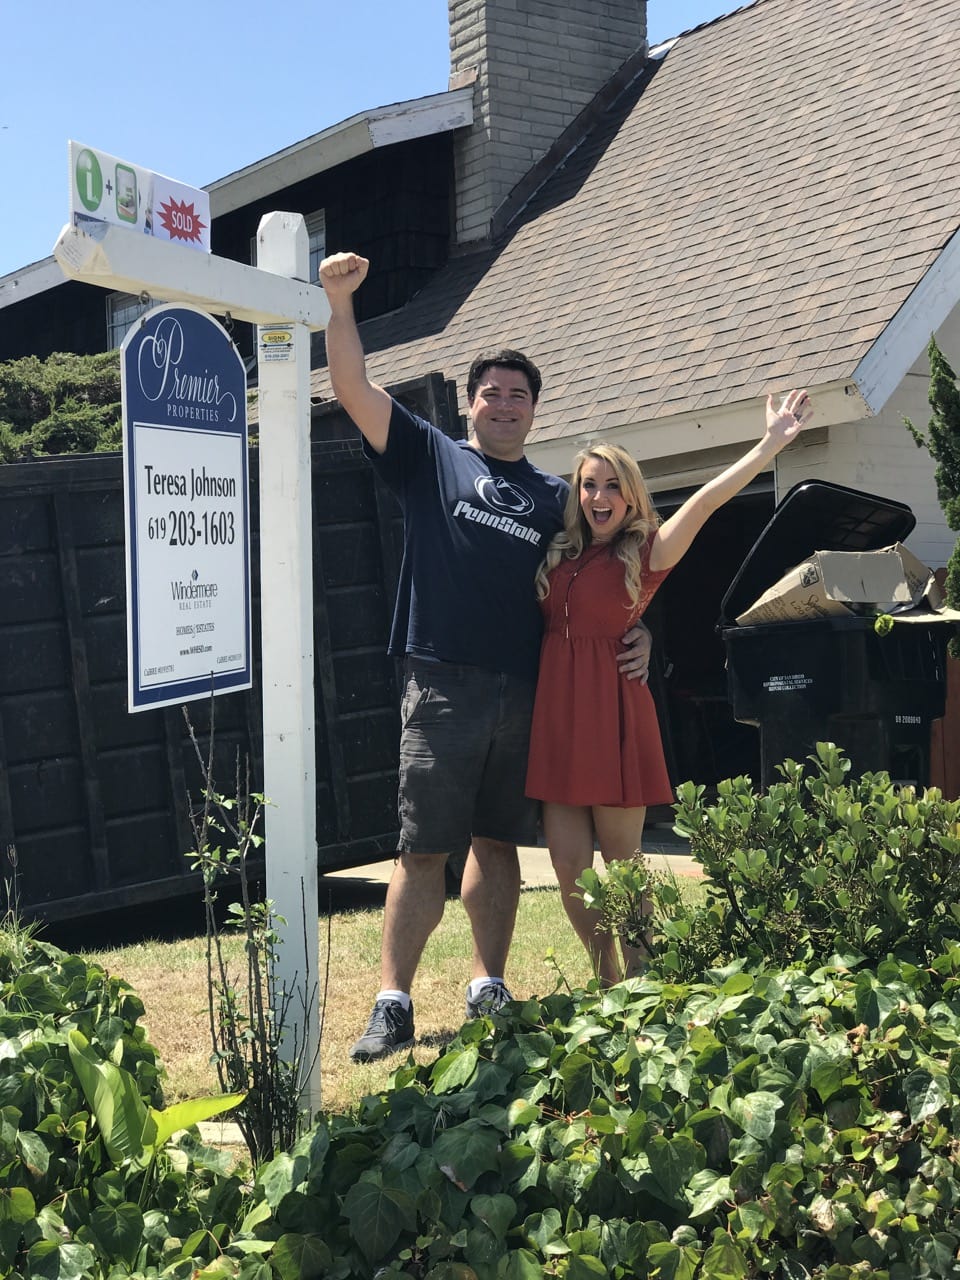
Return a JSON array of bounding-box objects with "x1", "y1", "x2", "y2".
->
[{"x1": 449, "y1": 0, "x2": 647, "y2": 245}]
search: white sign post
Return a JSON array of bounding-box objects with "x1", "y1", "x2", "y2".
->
[
  {"x1": 54, "y1": 201, "x2": 329, "y2": 1117},
  {"x1": 255, "y1": 213, "x2": 321, "y2": 1104}
]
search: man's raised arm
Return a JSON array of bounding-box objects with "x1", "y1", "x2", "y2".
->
[{"x1": 319, "y1": 252, "x2": 393, "y2": 454}]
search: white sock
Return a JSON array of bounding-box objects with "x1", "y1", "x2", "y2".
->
[
  {"x1": 376, "y1": 989, "x2": 411, "y2": 1010},
  {"x1": 467, "y1": 977, "x2": 504, "y2": 999}
]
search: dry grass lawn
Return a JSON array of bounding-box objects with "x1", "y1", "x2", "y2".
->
[{"x1": 85, "y1": 884, "x2": 595, "y2": 1116}]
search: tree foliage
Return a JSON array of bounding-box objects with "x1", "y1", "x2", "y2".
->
[
  {"x1": 0, "y1": 350, "x2": 122, "y2": 461},
  {"x1": 905, "y1": 335, "x2": 960, "y2": 621}
]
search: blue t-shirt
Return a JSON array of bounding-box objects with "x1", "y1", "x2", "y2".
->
[{"x1": 365, "y1": 400, "x2": 569, "y2": 684}]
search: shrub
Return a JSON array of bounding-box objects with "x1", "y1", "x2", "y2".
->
[
  {"x1": 583, "y1": 744, "x2": 960, "y2": 983},
  {"x1": 0, "y1": 350, "x2": 122, "y2": 460}
]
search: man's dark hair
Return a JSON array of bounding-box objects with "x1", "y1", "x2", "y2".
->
[{"x1": 466, "y1": 349, "x2": 542, "y2": 405}]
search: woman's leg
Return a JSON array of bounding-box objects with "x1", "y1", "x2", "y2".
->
[
  {"x1": 543, "y1": 802, "x2": 619, "y2": 985},
  {"x1": 593, "y1": 805, "x2": 650, "y2": 977}
]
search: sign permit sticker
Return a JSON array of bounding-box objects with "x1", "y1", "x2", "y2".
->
[{"x1": 259, "y1": 325, "x2": 295, "y2": 362}]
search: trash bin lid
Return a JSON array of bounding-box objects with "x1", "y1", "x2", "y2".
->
[{"x1": 719, "y1": 479, "x2": 916, "y2": 626}]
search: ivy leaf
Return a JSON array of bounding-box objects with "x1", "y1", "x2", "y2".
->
[
  {"x1": 688, "y1": 1171, "x2": 732, "y2": 1219},
  {"x1": 15, "y1": 1129, "x2": 50, "y2": 1177},
  {"x1": 647, "y1": 1135, "x2": 700, "y2": 1205},
  {"x1": 600, "y1": 1219, "x2": 652, "y2": 1272},
  {"x1": 470, "y1": 1193, "x2": 516, "y2": 1239},
  {"x1": 269, "y1": 1231, "x2": 334, "y2": 1280},
  {"x1": 259, "y1": 1152, "x2": 305, "y2": 1209},
  {"x1": 466, "y1": 1222, "x2": 506, "y2": 1269},
  {"x1": 564, "y1": 1255, "x2": 607, "y2": 1279},
  {"x1": 904, "y1": 1069, "x2": 950, "y2": 1124},
  {"x1": 810, "y1": 1060, "x2": 850, "y2": 1103},
  {"x1": 646, "y1": 1241, "x2": 701, "y2": 1280},
  {"x1": 507, "y1": 1099, "x2": 540, "y2": 1128},
  {"x1": 499, "y1": 1248, "x2": 544, "y2": 1280},
  {"x1": 558, "y1": 1053, "x2": 595, "y2": 1112},
  {"x1": 234, "y1": 1260, "x2": 274, "y2": 1280},
  {"x1": 854, "y1": 979, "x2": 899, "y2": 1029},
  {"x1": 730, "y1": 1091, "x2": 783, "y2": 1140},
  {"x1": 432, "y1": 1046, "x2": 479, "y2": 1093},
  {"x1": 433, "y1": 1122, "x2": 501, "y2": 1189},
  {"x1": 522, "y1": 1208, "x2": 563, "y2": 1252},
  {"x1": 513, "y1": 1033, "x2": 555, "y2": 1070},
  {"x1": 0, "y1": 1185, "x2": 35, "y2": 1224},
  {"x1": 87, "y1": 1203, "x2": 145, "y2": 1268},
  {"x1": 343, "y1": 1172, "x2": 416, "y2": 1263},
  {"x1": 735, "y1": 1198, "x2": 777, "y2": 1241},
  {"x1": 24, "y1": 1240, "x2": 97, "y2": 1280},
  {"x1": 702, "y1": 1234, "x2": 749, "y2": 1280}
]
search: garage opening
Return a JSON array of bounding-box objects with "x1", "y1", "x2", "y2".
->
[{"x1": 644, "y1": 484, "x2": 775, "y2": 818}]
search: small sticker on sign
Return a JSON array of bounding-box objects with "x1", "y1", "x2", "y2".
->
[{"x1": 259, "y1": 327, "x2": 294, "y2": 362}]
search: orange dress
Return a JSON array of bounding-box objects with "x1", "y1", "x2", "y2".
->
[{"x1": 525, "y1": 539, "x2": 673, "y2": 808}]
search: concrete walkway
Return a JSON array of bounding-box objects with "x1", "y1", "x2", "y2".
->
[{"x1": 322, "y1": 824, "x2": 702, "y2": 890}]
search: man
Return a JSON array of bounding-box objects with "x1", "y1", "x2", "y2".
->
[{"x1": 319, "y1": 251, "x2": 651, "y2": 1062}]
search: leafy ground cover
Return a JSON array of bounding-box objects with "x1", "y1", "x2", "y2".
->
[{"x1": 240, "y1": 955, "x2": 960, "y2": 1279}]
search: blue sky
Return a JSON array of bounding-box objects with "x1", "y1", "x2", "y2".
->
[{"x1": 0, "y1": 1, "x2": 735, "y2": 278}]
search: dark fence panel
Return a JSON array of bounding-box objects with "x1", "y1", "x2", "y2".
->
[{"x1": 0, "y1": 374, "x2": 460, "y2": 921}]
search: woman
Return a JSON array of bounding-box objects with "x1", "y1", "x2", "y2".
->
[{"x1": 526, "y1": 389, "x2": 812, "y2": 982}]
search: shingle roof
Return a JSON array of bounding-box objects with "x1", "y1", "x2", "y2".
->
[{"x1": 310, "y1": 0, "x2": 960, "y2": 447}]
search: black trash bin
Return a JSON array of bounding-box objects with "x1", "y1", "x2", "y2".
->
[{"x1": 720, "y1": 480, "x2": 953, "y2": 787}]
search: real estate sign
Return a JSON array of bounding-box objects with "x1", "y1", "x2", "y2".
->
[
  {"x1": 69, "y1": 140, "x2": 211, "y2": 251},
  {"x1": 121, "y1": 305, "x2": 251, "y2": 710}
]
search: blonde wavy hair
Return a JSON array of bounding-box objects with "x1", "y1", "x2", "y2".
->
[{"x1": 535, "y1": 442, "x2": 660, "y2": 608}]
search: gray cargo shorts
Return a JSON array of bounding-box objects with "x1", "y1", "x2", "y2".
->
[{"x1": 397, "y1": 657, "x2": 539, "y2": 856}]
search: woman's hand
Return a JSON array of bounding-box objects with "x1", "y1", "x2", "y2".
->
[{"x1": 765, "y1": 389, "x2": 812, "y2": 445}]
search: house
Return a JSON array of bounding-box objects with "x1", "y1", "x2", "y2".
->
[{"x1": 307, "y1": 0, "x2": 960, "y2": 787}]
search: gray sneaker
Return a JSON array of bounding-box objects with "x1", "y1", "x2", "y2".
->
[
  {"x1": 349, "y1": 999, "x2": 415, "y2": 1063},
  {"x1": 465, "y1": 980, "x2": 513, "y2": 1019}
]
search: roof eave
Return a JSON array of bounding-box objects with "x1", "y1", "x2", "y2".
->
[
  {"x1": 525, "y1": 378, "x2": 871, "y2": 477},
  {"x1": 208, "y1": 86, "x2": 475, "y2": 217},
  {"x1": 0, "y1": 257, "x2": 66, "y2": 306},
  {"x1": 853, "y1": 225, "x2": 960, "y2": 415}
]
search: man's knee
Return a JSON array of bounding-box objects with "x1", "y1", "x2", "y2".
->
[
  {"x1": 470, "y1": 837, "x2": 519, "y2": 860},
  {"x1": 396, "y1": 850, "x2": 449, "y2": 878}
]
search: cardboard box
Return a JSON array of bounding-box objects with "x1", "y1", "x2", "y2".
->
[{"x1": 735, "y1": 543, "x2": 958, "y2": 626}]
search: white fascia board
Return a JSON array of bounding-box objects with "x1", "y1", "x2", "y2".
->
[
  {"x1": 53, "y1": 222, "x2": 330, "y2": 330},
  {"x1": 208, "y1": 87, "x2": 474, "y2": 218},
  {"x1": 525, "y1": 379, "x2": 869, "y2": 477},
  {"x1": 853, "y1": 225, "x2": 960, "y2": 415},
  {"x1": 0, "y1": 257, "x2": 66, "y2": 310}
]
